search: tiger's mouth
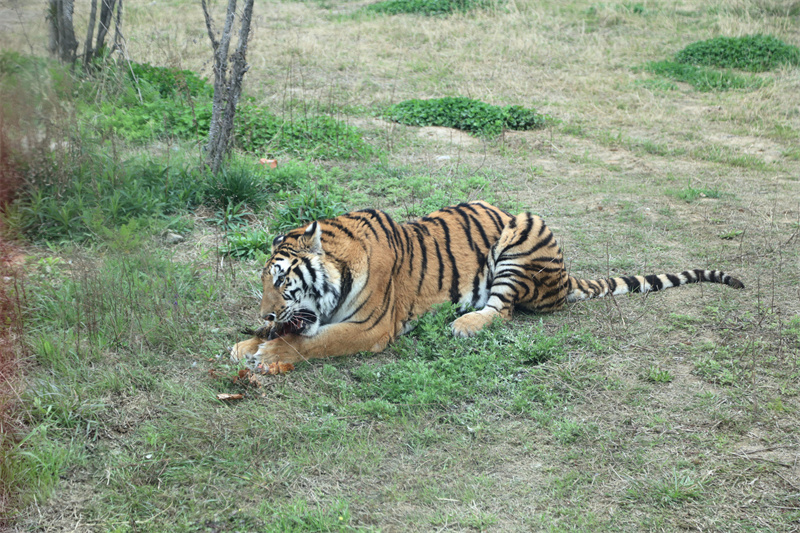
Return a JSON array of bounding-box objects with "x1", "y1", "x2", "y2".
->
[{"x1": 264, "y1": 309, "x2": 318, "y2": 339}]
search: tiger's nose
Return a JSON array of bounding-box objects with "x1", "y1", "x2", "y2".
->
[{"x1": 262, "y1": 312, "x2": 276, "y2": 321}]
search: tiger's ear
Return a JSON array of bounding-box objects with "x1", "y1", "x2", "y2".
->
[{"x1": 299, "y1": 221, "x2": 323, "y2": 254}]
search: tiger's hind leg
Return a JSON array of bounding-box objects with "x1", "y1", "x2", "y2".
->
[{"x1": 452, "y1": 212, "x2": 568, "y2": 337}]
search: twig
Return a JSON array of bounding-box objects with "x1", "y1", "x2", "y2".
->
[{"x1": 732, "y1": 452, "x2": 792, "y2": 468}]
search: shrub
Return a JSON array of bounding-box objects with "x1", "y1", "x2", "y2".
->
[
  {"x1": 675, "y1": 34, "x2": 800, "y2": 72},
  {"x1": 385, "y1": 97, "x2": 549, "y2": 137}
]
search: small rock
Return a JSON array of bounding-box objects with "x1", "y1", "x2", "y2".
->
[{"x1": 164, "y1": 232, "x2": 185, "y2": 245}]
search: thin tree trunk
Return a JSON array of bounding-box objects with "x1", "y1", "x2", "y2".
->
[
  {"x1": 112, "y1": 0, "x2": 124, "y2": 53},
  {"x1": 202, "y1": 0, "x2": 256, "y2": 174},
  {"x1": 47, "y1": 0, "x2": 58, "y2": 56},
  {"x1": 48, "y1": 0, "x2": 78, "y2": 63},
  {"x1": 83, "y1": 0, "x2": 98, "y2": 66},
  {"x1": 95, "y1": 0, "x2": 117, "y2": 55}
]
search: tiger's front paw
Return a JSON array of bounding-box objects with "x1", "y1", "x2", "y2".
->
[
  {"x1": 451, "y1": 310, "x2": 501, "y2": 338},
  {"x1": 230, "y1": 337, "x2": 265, "y2": 369},
  {"x1": 252, "y1": 336, "x2": 306, "y2": 366}
]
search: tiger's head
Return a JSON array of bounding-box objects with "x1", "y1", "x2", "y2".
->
[{"x1": 257, "y1": 221, "x2": 340, "y2": 339}]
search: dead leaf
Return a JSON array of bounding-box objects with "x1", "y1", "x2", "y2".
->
[{"x1": 216, "y1": 393, "x2": 244, "y2": 401}]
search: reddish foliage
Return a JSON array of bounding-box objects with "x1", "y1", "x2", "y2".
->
[
  {"x1": 0, "y1": 113, "x2": 23, "y2": 214},
  {"x1": 0, "y1": 111, "x2": 26, "y2": 525},
  {"x1": 0, "y1": 239, "x2": 25, "y2": 523}
]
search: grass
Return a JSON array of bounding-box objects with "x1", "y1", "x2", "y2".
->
[
  {"x1": 666, "y1": 184, "x2": 726, "y2": 202},
  {"x1": 642, "y1": 60, "x2": 768, "y2": 92},
  {"x1": 2, "y1": 0, "x2": 800, "y2": 530}
]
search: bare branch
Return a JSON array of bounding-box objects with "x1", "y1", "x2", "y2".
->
[{"x1": 201, "y1": 0, "x2": 219, "y2": 50}]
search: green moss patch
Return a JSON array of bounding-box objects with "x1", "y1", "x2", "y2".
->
[{"x1": 386, "y1": 97, "x2": 549, "y2": 137}]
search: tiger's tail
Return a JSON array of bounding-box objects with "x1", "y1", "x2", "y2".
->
[{"x1": 566, "y1": 269, "x2": 744, "y2": 303}]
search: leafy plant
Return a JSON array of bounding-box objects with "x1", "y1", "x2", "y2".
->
[
  {"x1": 220, "y1": 228, "x2": 271, "y2": 260},
  {"x1": 646, "y1": 366, "x2": 674, "y2": 383},
  {"x1": 128, "y1": 61, "x2": 212, "y2": 99},
  {"x1": 386, "y1": 97, "x2": 549, "y2": 137},
  {"x1": 365, "y1": 0, "x2": 497, "y2": 16},
  {"x1": 272, "y1": 187, "x2": 348, "y2": 233},
  {"x1": 675, "y1": 34, "x2": 800, "y2": 72}
]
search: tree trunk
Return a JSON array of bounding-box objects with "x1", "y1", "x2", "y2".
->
[
  {"x1": 47, "y1": 0, "x2": 78, "y2": 63},
  {"x1": 202, "y1": 0, "x2": 256, "y2": 175},
  {"x1": 83, "y1": 0, "x2": 98, "y2": 66},
  {"x1": 95, "y1": 0, "x2": 117, "y2": 56},
  {"x1": 47, "y1": 0, "x2": 123, "y2": 67}
]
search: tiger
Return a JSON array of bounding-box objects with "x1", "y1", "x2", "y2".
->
[{"x1": 230, "y1": 201, "x2": 744, "y2": 367}]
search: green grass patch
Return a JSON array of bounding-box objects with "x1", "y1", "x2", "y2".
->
[
  {"x1": 666, "y1": 184, "x2": 725, "y2": 203},
  {"x1": 351, "y1": 304, "x2": 606, "y2": 411},
  {"x1": 385, "y1": 97, "x2": 549, "y2": 137},
  {"x1": 675, "y1": 34, "x2": 800, "y2": 72},
  {"x1": 365, "y1": 0, "x2": 497, "y2": 16},
  {"x1": 626, "y1": 470, "x2": 704, "y2": 507},
  {"x1": 643, "y1": 60, "x2": 767, "y2": 91},
  {"x1": 645, "y1": 366, "x2": 674, "y2": 383}
]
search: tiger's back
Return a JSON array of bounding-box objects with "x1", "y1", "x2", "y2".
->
[{"x1": 230, "y1": 201, "x2": 743, "y2": 366}]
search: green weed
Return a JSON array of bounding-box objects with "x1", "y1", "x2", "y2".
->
[
  {"x1": 220, "y1": 228, "x2": 272, "y2": 260},
  {"x1": 386, "y1": 97, "x2": 549, "y2": 137},
  {"x1": 0, "y1": 426, "x2": 82, "y2": 509},
  {"x1": 236, "y1": 104, "x2": 377, "y2": 160},
  {"x1": 667, "y1": 184, "x2": 725, "y2": 202},
  {"x1": 675, "y1": 34, "x2": 800, "y2": 72},
  {"x1": 693, "y1": 343, "x2": 743, "y2": 386},
  {"x1": 365, "y1": 0, "x2": 498, "y2": 16},
  {"x1": 718, "y1": 229, "x2": 744, "y2": 240},
  {"x1": 646, "y1": 366, "x2": 674, "y2": 383}
]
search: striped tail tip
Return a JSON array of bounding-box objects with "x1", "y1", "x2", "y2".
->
[
  {"x1": 566, "y1": 269, "x2": 744, "y2": 302},
  {"x1": 725, "y1": 276, "x2": 745, "y2": 289}
]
